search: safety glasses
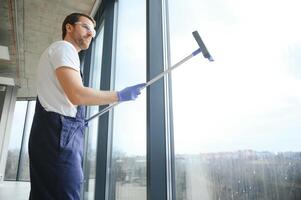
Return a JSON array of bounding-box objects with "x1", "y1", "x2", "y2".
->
[{"x1": 74, "y1": 22, "x2": 96, "y2": 38}]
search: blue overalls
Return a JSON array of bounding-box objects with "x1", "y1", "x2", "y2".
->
[{"x1": 28, "y1": 98, "x2": 86, "y2": 200}]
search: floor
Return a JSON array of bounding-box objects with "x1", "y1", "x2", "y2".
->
[
  {"x1": 0, "y1": 180, "x2": 146, "y2": 200},
  {"x1": 0, "y1": 181, "x2": 30, "y2": 200}
]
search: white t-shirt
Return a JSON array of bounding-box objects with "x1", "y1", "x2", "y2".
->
[{"x1": 37, "y1": 41, "x2": 80, "y2": 117}]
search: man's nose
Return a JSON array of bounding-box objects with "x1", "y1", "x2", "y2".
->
[{"x1": 87, "y1": 31, "x2": 93, "y2": 37}]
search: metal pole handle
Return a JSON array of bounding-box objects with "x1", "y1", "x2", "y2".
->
[{"x1": 85, "y1": 48, "x2": 203, "y2": 124}]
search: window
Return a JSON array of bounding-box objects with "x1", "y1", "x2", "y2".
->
[
  {"x1": 5, "y1": 100, "x2": 35, "y2": 181},
  {"x1": 168, "y1": 0, "x2": 301, "y2": 199},
  {"x1": 109, "y1": 0, "x2": 147, "y2": 199},
  {"x1": 18, "y1": 101, "x2": 35, "y2": 181},
  {"x1": 4, "y1": 101, "x2": 27, "y2": 180}
]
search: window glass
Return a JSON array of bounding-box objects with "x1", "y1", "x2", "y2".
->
[
  {"x1": 18, "y1": 101, "x2": 36, "y2": 181},
  {"x1": 4, "y1": 101, "x2": 27, "y2": 180},
  {"x1": 168, "y1": 0, "x2": 301, "y2": 199},
  {"x1": 110, "y1": 0, "x2": 147, "y2": 199},
  {"x1": 83, "y1": 24, "x2": 104, "y2": 200}
]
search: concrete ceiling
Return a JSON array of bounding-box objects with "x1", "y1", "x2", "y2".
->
[{"x1": 0, "y1": 0, "x2": 97, "y2": 98}]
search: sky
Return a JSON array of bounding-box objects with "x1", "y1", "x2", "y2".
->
[
  {"x1": 9, "y1": 0, "x2": 301, "y2": 155},
  {"x1": 169, "y1": 0, "x2": 301, "y2": 154}
]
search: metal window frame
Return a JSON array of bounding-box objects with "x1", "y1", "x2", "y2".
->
[
  {"x1": 146, "y1": 0, "x2": 175, "y2": 199},
  {"x1": 80, "y1": 0, "x2": 117, "y2": 199},
  {"x1": 92, "y1": 1, "x2": 117, "y2": 200}
]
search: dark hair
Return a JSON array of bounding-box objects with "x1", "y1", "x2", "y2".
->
[{"x1": 62, "y1": 13, "x2": 96, "y2": 39}]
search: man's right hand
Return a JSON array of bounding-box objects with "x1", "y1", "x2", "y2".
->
[{"x1": 117, "y1": 83, "x2": 146, "y2": 102}]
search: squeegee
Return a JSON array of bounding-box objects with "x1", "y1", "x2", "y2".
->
[{"x1": 85, "y1": 31, "x2": 213, "y2": 124}]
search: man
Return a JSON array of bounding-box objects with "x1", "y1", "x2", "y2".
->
[{"x1": 28, "y1": 13, "x2": 145, "y2": 200}]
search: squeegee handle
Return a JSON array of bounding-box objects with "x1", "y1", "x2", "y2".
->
[
  {"x1": 85, "y1": 102, "x2": 119, "y2": 123},
  {"x1": 143, "y1": 49, "x2": 201, "y2": 88},
  {"x1": 85, "y1": 49, "x2": 201, "y2": 123},
  {"x1": 85, "y1": 31, "x2": 215, "y2": 123}
]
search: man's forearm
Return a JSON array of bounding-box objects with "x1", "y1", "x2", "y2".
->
[{"x1": 70, "y1": 86, "x2": 118, "y2": 105}]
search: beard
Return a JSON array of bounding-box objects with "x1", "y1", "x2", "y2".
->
[{"x1": 77, "y1": 36, "x2": 91, "y2": 50}]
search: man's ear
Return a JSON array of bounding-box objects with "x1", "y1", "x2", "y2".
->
[{"x1": 66, "y1": 23, "x2": 72, "y2": 33}]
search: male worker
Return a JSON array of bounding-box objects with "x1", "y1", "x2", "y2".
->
[{"x1": 28, "y1": 12, "x2": 145, "y2": 200}]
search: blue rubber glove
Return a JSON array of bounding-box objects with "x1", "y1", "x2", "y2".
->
[{"x1": 117, "y1": 83, "x2": 146, "y2": 102}]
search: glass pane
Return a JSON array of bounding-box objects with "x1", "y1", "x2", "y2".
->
[
  {"x1": 83, "y1": 24, "x2": 104, "y2": 200},
  {"x1": 168, "y1": 0, "x2": 301, "y2": 199},
  {"x1": 4, "y1": 101, "x2": 27, "y2": 180},
  {"x1": 19, "y1": 101, "x2": 36, "y2": 181},
  {"x1": 110, "y1": 0, "x2": 146, "y2": 199}
]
